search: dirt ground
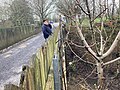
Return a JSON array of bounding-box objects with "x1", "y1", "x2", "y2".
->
[{"x1": 65, "y1": 27, "x2": 120, "y2": 90}]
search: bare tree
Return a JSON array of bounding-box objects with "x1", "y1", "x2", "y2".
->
[
  {"x1": 4, "y1": 0, "x2": 34, "y2": 26},
  {"x1": 55, "y1": 0, "x2": 76, "y2": 25},
  {"x1": 56, "y1": 0, "x2": 120, "y2": 89},
  {"x1": 29, "y1": 0, "x2": 55, "y2": 23}
]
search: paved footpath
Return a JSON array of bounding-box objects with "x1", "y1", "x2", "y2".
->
[
  {"x1": 0, "y1": 32, "x2": 45, "y2": 90},
  {"x1": 0, "y1": 23, "x2": 59, "y2": 90}
]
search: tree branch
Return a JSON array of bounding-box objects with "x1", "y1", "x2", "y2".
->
[
  {"x1": 101, "y1": 31, "x2": 120, "y2": 59},
  {"x1": 75, "y1": 20, "x2": 100, "y2": 61},
  {"x1": 76, "y1": 3, "x2": 89, "y2": 15},
  {"x1": 103, "y1": 57, "x2": 120, "y2": 65},
  {"x1": 91, "y1": 8, "x2": 108, "y2": 22}
]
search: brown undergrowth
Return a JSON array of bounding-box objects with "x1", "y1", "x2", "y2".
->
[{"x1": 65, "y1": 27, "x2": 120, "y2": 90}]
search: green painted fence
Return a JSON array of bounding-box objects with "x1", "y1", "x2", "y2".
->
[
  {"x1": 0, "y1": 25, "x2": 40, "y2": 50},
  {"x1": 4, "y1": 27, "x2": 59, "y2": 90}
]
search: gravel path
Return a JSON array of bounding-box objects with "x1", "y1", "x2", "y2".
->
[
  {"x1": 0, "y1": 32, "x2": 45, "y2": 90},
  {"x1": 0, "y1": 23, "x2": 59, "y2": 90}
]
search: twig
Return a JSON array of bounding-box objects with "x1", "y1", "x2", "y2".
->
[
  {"x1": 68, "y1": 40, "x2": 96, "y2": 48},
  {"x1": 91, "y1": 8, "x2": 108, "y2": 22},
  {"x1": 66, "y1": 41, "x2": 96, "y2": 66}
]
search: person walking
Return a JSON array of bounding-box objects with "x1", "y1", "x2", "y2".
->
[{"x1": 42, "y1": 19, "x2": 52, "y2": 41}]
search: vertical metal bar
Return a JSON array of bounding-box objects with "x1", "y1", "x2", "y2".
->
[{"x1": 53, "y1": 54, "x2": 61, "y2": 90}]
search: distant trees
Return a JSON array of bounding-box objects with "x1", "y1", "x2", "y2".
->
[
  {"x1": 0, "y1": 5, "x2": 8, "y2": 21},
  {"x1": 0, "y1": 4, "x2": 10, "y2": 27},
  {"x1": 9, "y1": 0, "x2": 34, "y2": 26},
  {"x1": 29, "y1": 0, "x2": 55, "y2": 23},
  {"x1": 0, "y1": 0, "x2": 34, "y2": 27},
  {"x1": 0, "y1": 0, "x2": 56, "y2": 26}
]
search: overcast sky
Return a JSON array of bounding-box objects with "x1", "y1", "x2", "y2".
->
[
  {"x1": 0, "y1": 0, "x2": 119, "y2": 5},
  {"x1": 0, "y1": 0, "x2": 10, "y2": 5}
]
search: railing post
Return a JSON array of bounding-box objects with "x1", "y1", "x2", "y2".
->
[{"x1": 53, "y1": 54, "x2": 61, "y2": 90}]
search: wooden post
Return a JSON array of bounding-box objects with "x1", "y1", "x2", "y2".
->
[
  {"x1": 58, "y1": 14, "x2": 67, "y2": 90},
  {"x1": 61, "y1": 44, "x2": 67, "y2": 90}
]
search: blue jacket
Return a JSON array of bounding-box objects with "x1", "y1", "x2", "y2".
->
[{"x1": 42, "y1": 24, "x2": 52, "y2": 39}]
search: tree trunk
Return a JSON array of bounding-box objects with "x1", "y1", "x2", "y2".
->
[
  {"x1": 119, "y1": 0, "x2": 120, "y2": 18},
  {"x1": 99, "y1": 0, "x2": 102, "y2": 18},
  {"x1": 107, "y1": 0, "x2": 110, "y2": 19},
  {"x1": 112, "y1": 0, "x2": 115, "y2": 20},
  {"x1": 93, "y1": 0, "x2": 95, "y2": 19},
  {"x1": 96, "y1": 61, "x2": 104, "y2": 89}
]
